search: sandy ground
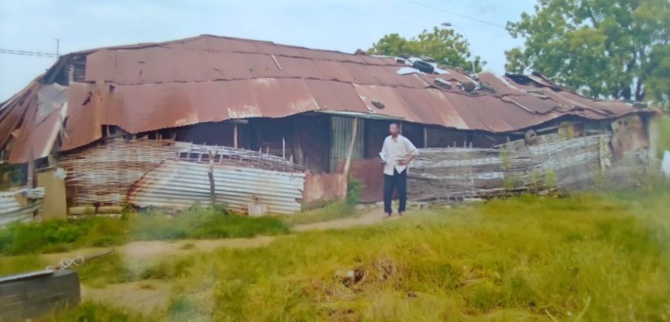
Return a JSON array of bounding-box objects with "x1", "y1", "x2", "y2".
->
[{"x1": 42, "y1": 207, "x2": 396, "y2": 313}]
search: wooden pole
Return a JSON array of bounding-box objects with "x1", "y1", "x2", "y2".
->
[
  {"x1": 343, "y1": 118, "x2": 359, "y2": 175},
  {"x1": 234, "y1": 123, "x2": 238, "y2": 149},
  {"x1": 208, "y1": 150, "x2": 216, "y2": 207},
  {"x1": 27, "y1": 147, "x2": 35, "y2": 189}
]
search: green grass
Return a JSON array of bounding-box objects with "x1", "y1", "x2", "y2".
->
[
  {"x1": 287, "y1": 200, "x2": 361, "y2": 225},
  {"x1": 660, "y1": 116, "x2": 670, "y2": 154},
  {"x1": 47, "y1": 302, "x2": 158, "y2": 322},
  {"x1": 153, "y1": 192, "x2": 670, "y2": 321},
  {"x1": 0, "y1": 255, "x2": 46, "y2": 276},
  {"x1": 0, "y1": 206, "x2": 290, "y2": 256},
  {"x1": 71, "y1": 252, "x2": 196, "y2": 288}
]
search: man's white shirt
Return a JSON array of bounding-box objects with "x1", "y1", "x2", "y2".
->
[{"x1": 380, "y1": 135, "x2": 419, "y2": 176}]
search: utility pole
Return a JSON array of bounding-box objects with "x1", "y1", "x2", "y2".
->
[{"x1": 55, "y1": 39, "x2": 60, "y2": 57}]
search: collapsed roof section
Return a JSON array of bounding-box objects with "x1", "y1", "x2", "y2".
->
[{"x1": 0, "y1": 34, "x2": 657, "y2": 164}]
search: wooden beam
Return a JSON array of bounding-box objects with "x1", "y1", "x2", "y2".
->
[
  {"x1": 234, "y1": 123, "x2": 238, "y2": 149},
  {"x1": 343, "y1": 118, "x2": 359, "y2": 175},
  {"x1": 208, "y1": 150, "x2": 216, "y2": 207},
  {"x1": 27, "y1": 147, "x2": 35, "y2": 189}
]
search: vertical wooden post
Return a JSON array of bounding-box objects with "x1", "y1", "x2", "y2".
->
[
  {"x1": 234, "y1": 123, "x2": 238, "y2": 149},
  {"x1": 27, "y1": 147, "x2": 36, "y2": 189},
  {"x1": 208, "y1": 150, "x2": 216, "y2": 207},
  {"x1": 343, "y1": 118, "x2": 359, "y2": 176}
]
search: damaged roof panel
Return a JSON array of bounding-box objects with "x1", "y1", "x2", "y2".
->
[
  {"x1": 304, "y1": 79, "x2": 368, "y2": 113},
  {"x1": 1, "y1": 34, "x2": 657, "y2": 164},
  {"x1": 7, "y1": 83, "x2": 69, "y2": 163}
]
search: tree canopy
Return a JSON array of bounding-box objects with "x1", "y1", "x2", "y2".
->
[
  {"x1": 368, "y1": 26, "x2": 485, "y2": 73},
  {"x1": 506, "y1": 0, "x2": 670, "y2": 105}
]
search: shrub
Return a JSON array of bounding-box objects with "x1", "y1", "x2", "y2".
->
[{"x1": 345, "y1": 175, "x2": 364, "y2": 207}]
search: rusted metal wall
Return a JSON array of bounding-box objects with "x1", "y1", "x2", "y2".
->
[
  {"x1": 128, "y1": 160, "x2": 305, "y2": 214},
  {"x1": 292, "y1": 115, "x2": 331, "y2": 173},
  {"x1": 426, "y1": 126, "x2": 469, "y2": 148},
  {"x1": 174, "y1": 122, "x2": 249, "y2": 148},
  {"x1": 610, "y1": 114, "x2": 649, "y2": 159},
  {"x1": 330, "y1": 116, "x2": 365, "y2": 172},
  {"x1": 338, "y1": 159, "x2": 384, "y2": 203},
  {"x1": 303, "y1": 173, "x2": 347, "y2": 205},
  {"x1": 364, "y1": 119, "x2": 389, "y2": 158}
]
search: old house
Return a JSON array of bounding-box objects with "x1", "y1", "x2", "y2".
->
[{"x1": 0, "y1": 35, "x2": 660, "y2": 217}]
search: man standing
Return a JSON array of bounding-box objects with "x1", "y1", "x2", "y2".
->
[{"x1": 380, "y1": 123, "x2": 419, "y2": 217}]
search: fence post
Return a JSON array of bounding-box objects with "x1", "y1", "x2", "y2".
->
[{"x1": 208, "y1": 150, "x2": 216, "y2": 207}]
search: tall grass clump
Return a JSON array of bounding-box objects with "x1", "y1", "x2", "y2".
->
[
  {"x1": 47, "y1": 302, "x2": 158, "y2": 322},
  {"x1": 166, "y1": 193, "x2": 669, "y2": 321}
]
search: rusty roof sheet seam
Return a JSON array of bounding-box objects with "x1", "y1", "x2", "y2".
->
[
  {"x1": 73, "y1": 76, "x2": 433, "y2": 89},
  {"x1": 73, "y1": 34, "x2": 366, "y2": 58}
]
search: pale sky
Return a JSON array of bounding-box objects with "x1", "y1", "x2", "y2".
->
[{"x1": 0, "y1": 0, "x2": 535, "y2": 102}]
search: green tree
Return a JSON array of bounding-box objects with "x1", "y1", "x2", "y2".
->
[
  {"x1": 368, "y1": 26, "x2": 485, "y2": 72},
  {"x1": 506, "y1": 0, "x2": 670, "y2": 105}
]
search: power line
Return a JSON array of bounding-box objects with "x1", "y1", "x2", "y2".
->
[
  {"x1": 312, "y1": 0, "x2": 425, "y2": 29},
  {"x1": 406, "y1": 0, "x2": 508, "y2": 29},
  {"x1": 0, "y1": 48, "x2": 57, "y2": 58}
]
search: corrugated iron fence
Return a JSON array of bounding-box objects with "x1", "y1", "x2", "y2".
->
[
  {"x1": 59, "y1": 138, "x2": 305, "y2": 214},
  {"x1": 0, "y1": 189, "x2": 41, "y2": 227}
]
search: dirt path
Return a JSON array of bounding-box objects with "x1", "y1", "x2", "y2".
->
[
  {"x1": 45, "y1": 208, "x2": 389, "y2": 269},
  {"x1": 43, "y1": 207, "x2": 393, "y2": 313}
]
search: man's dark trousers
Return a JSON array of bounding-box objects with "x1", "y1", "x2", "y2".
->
[{"x1": 383, "y1": 168, "x2": 407, "y2": 214}]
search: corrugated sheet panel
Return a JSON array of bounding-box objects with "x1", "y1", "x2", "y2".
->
[
  {"x1": 0, "y1": 189, "x2": 39, "y2": 227},
  {"x1": 4, "y1": 83, "x2": 68, "y2": 164},
  {"x1": 128, "y1": 160, "x2": 305, "y2": 214},
  {"x1": 329, "y1": 116, "x2": 365, "y2": 172}
]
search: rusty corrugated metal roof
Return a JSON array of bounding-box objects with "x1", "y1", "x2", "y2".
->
[{"x1": 0, "y1": 34, "x2": 656, "y2": 164}]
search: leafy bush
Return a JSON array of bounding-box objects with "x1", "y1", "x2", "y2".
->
[{"x1": 345, "y1": 175, "x2": 363, "y2": 207}]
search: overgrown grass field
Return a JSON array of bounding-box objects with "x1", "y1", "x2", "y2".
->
[
  {"x1": 24, "y1": 190, "x2": 667, "y2": 322},
  {"x1": 0, "y1": 206, "x2": 290, "y2": 256}
]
